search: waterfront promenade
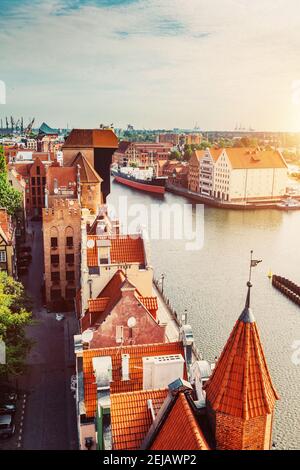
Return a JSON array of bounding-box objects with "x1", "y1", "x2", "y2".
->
[{"x1": 166, "y1": 181, "x2": 300, "y2": 210}]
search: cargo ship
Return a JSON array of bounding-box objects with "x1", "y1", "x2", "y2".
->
[{"x1": 111, "y1": 165, "x2": 167, "y2": 194}]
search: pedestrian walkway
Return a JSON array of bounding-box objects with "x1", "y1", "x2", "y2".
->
[{"x1": 153, "y1": 284, "x2": 179, "y2": 342}]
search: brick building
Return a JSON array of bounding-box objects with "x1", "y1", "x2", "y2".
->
[
  {"x1": 63, "y1": 129, "x2": 118, "y2": 202},
  {"x1": 42, "y1": 198, "x2": 81, "y2": 310},
  {"x1": 80, "y1": 269, "x2": 165, "y2": 348},
  {"x1": 71, "y1": 152, "x2": 103, "y2": 214},
  {"x1": 113, "y1": 141, "x2": 172, "y2": 169}
]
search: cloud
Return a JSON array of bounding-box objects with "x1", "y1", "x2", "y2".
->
[{"x1": 1, "y1": 0, "x2": 300, "y2": 130}]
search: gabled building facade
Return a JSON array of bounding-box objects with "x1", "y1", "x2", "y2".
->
[{"x1": 80, "y1": 269, "x2": 165, "y2": 348}]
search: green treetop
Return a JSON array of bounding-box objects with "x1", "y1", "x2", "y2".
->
[
  {"x1": 0, "y1": 272, "x2": 33, "y2": 377},
  {"x1": 0, "y1": 145, "x2": 22, "y2": 216}
]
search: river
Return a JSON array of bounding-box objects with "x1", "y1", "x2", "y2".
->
[{"x1": 108, "y1": 180, "x2": 300, "y2": 450}]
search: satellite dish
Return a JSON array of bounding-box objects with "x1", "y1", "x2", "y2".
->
[
  {"x1": 82, "y1": 329, "x2": 93, "y2": 343},
  {"x1": 127, "y1": 316, "x2": 136, "y2": 328},
  {"x1": 54, "y1": 188, "x2": 59, "y2": 194},
  {"x1": 87, "y1": 239, "x2": 95, "y2": 249}
]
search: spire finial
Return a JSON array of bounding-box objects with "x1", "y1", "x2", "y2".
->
[{"x1": 239, "y1": 251, "x2": 262, "y2": 323}]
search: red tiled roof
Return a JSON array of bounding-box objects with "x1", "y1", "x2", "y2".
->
[
  {"x1": 83, "y1": 342, "x2": 186, "y2": 417},
  {"x1": 87, "y1": 235, "x2": 145, "y2": 267},
  {"x1": 203, "y1": 317, "x2": 279, "y2": 420},
  {"x1": 46, "y1": 166, "x2": 77, "y2": 194},
  {"x1": 137, "y1": 296, "x2": 158, "y2": 313},
  {"x1": 150, "y1": 393, "x2": 209, "y2": 450},
  {"x1": 63, "y1": 129, "x2": 118, "y2": 149},
  {"x1": 88, "y1": 297, "x2": 110, "y2": 313},
  {"x1": 111, "y1": 389, "x2": 168, "y2": 450},
  {"x1": 116, "y1": 141, "x2": 132, "y2": 154},
  {"x1": 11, "y1": 163, "x2": 31, "y2": 177},
  {"x1": 81, "y1": 270, "x2": 158, "y2": 328}
]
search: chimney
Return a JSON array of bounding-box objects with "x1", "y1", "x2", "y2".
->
[{"x1": 121, "y1": 354, "x2": 130, "y2": 381}]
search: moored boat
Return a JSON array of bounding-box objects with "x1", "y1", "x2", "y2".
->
[{"x1": 111, "y1": 165, "x2": 167, "y2": 194}]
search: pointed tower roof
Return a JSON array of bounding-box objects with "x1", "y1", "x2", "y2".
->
[
  {"x1": 71, "y1": 152, "x2": 102, "y2": 183},
  {"x1": 204, "y1": 282, "x2": 279, "y2": 420}
]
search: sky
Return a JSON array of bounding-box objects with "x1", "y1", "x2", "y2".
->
[{"x1": 1, "y1": 0, "x2": 300, "y2": 131}]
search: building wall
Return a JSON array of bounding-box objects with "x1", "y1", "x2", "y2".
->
[
  {"x1": 188, "y1": 153, "x2": 200, "y2": 192},
  {"x1": 229, "y1": 167, "x2": 287, "y2": 201},
  {"x1": 89, "y1": 288, "x2": 166, "y2": 348},
  {"x1": 43, "y1": 199, "x2": 81, "y2": 307},
  {"x1": 213, "y1": 150, "x2": 231, "y2": 201},
  {"x1": 199, "y1": 151, "x2": 214, "y2": 196},
  {"x1": 28, "y1": 158, "x2": 47, "y2": 216},
  {"x1": 213, "y1": 410, "x2": 273, "y2": 450},
  {"x1": 81, "y1": 182, "x2": 102, "y2": 214},
  {"x1": 81, "y1": 265, "x2": 153, "y2": 314}
]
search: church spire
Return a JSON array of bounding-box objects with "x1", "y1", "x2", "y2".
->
[{"x1": 203, "y1": 253, "x2": 279, "y2": 449}]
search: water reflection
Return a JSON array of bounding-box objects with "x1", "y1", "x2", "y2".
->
[{"x1": 108, "y1": 180, "x2": 300, "y2": 450}]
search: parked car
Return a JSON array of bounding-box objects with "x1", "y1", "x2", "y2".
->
[
  {"x1": 0, "y1": 386, "x2": 18, "y2": 403},
  {"x1": 0, "y1": 403, "x2": 16, "y2": 415},
  {"x1": 0, "y1": 415, "x2": 15, "y2": 439},
  {"x1": 56, "y1": 313, "x2": 65, "y2": 322}
]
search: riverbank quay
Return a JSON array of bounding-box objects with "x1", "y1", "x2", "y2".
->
[
  {"x1": 153, "y1": 278, "x2": 202, "y2": 362},
  {"x1": 166, "y1": 182, "x2": 300, "y2": 211}
]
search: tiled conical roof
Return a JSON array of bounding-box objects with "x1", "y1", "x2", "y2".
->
[{"x1": 204, "y1": 283, "x2": 279, "y2": 420}]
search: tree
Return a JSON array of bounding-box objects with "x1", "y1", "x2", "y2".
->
[
  {"x1": 170, "y1": 150, "x2": 182, "y2": 161},
  {"x1": 0, "y1": 272, "x2": 33, "y2": 377},
  {"x1": 183, "y1": 144, "x2": 193, "y2": 161},
  {"x1": 198, "y1": 141, "x2": 212, "y2": 150},
  {"x1": 0, "y1": 146, "x2": 22, "y2": 216}
]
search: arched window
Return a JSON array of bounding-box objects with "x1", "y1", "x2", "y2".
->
[
  {"x1": 50, "y1": 227, "x2": 59, "y2": 248},
  {"x1": 65, "y1": 226, "x2": 74, "y2": 249}
]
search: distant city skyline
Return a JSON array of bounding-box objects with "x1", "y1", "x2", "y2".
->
[{"x1": 1, "y1": 0, "x2": 300, "y2": 131}]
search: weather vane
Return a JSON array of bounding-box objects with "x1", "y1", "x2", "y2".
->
[{"x1": 248, "y1": 250, "x2": 262, "y2": 284}]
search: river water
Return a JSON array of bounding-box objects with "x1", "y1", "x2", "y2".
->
[{"x1": 108, "y1": 180, "x2": 300, "y2": 450}]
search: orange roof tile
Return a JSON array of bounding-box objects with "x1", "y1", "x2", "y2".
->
[
  {"x1": 137, "y1": 296, "x2": 158, "y2": 312},
  {"x1": 82, "y1": 270, "x2": 159, "y2": 330},
  {"x1": 150, "y1": 393, "x2": 209, "y2": 450},
  {"x1": 193, "y1": 148, "x2": 223, "y2": 163},
  {"x1": 83, "y1": 342, "x2": 186, "y2": 418},
  {"x1": 203, "y1": 287, "x2": 279, "y2": 420},
  {"x1": 111, "y1": 389, "x2": 168, "y2": 450},
  {"x1": 63, "y1": 129, "x2": 118, "y2": 149},
  {"x1": 88, "y1": 297, "x2": 110, "y2": 313},
  {"x1": 87, "y1": 235, "x2": 145, "y2": 267},
  {"x1": 225, "y1": 148, "x2": 287, "y2": 169}
]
